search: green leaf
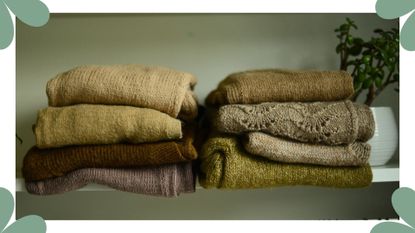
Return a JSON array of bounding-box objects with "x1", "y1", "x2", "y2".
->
[
  {"x1": 362, "y1": 79, "x2": 373, "y2": 89},
  {"x1": 363, "y1": 55, "x2": 371, "y2": 64},
  {"x1": 375, "y1": 78, "x2": 383, "y2": 88},
  {"x1": 349, "y1": 45, "x2": 363, "y2": 56}
]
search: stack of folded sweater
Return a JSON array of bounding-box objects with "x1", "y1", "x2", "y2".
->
[
  {"x1": 200, "y1": 69, "x2": 375, "y2": 189},
  {"x1": 23, "y1": 64, "x2": 199, "y2": 197}
]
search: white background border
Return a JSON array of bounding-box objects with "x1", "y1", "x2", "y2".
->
[{"x1": 2, "y1": 0, "x2": 414, "y2": 232}]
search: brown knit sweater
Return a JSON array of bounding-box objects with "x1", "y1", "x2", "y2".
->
[
  {"x1": 23, "y1": 128, "x2": 197, "y2": 182},
  {"x1": 215, "y1": 101, "x2": 374, "y2": 145},
  {"x1": 206, "y1": 69, "x2": 353, "y2": 106},
  {"x1": 47, "y1": 64, "x2": 198, "y2": 120}
]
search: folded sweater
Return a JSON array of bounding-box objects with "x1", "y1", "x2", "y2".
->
[
  {"x1": 47, "y1": 64, "x2": 198, "y2": 120},
  {"x1": 34, "y1": 104, "x2": 182, "y2": 149},
  {"x1": 199, "y1": 136, "x2": 372, "y2": 189},
  {"x1": 25, "y1": 163, "x2": 195, "y2": 197},
  {"x1": 215, "y1": 100, "x2": 374, "y2": 145},
  {"x1": 23, "y1": 128, "x2": 197, "y2": 182},
  {"x1": 244, "y1": 132, "x2": 371, "y2": 166},
  {"x1": 206, "y1": 69, "x2": 354, "y2": 106}
]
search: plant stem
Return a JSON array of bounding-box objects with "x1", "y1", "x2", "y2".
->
[{"x1": 364, "y1": 83, "x2": 376, "y2": 106}]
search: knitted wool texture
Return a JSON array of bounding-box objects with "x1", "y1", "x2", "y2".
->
[
  {"x1": 244, "y1": 132, "x2": 371, "y2": 166},
  {"x1": 23, "y1": 128, "x2": 197, "y2": 181},
  {"x1": 34, "y1": 104, "x2": 182, "y2": 149},
  {"x1": 47, "y1": 64, "x2": 198, "y2": 120},
  {"x1": 25, "y1": 163, "x2": 195, "y2": 197},
  {"x1": 215, "y1": 100, "x2": 374, "y2": 145},
  {"x1": 206, "y1": 69, "x2": 354, "y2": 106},
  {"x1": 199, "y1": 136, "x2": 372, "y2": 189}
]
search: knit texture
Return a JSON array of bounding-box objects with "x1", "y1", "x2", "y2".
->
[
  {"x1": 199, "y1": 136, "x2": 372, "y2": 189},
  {"x1": 215, "y1": 100, "x2": 374, "y2": 145},
  {"x1": 25, "y1": 163, "x2": 195, "y2": 197},
  {"x1": 244, "y1": 132, "x2": 371, "y2": 166},
  {"x1": 47, "y1": 64, "x2": 198, "y2": 120},
  {"x1": 34, "y1": 104, "x2": 182, "y2": 149},
  {"x1": 23, "y1": 128, "x2": 197, "y2": 181},
  {"x1": 206, "y1": 69, "x2": 353, "y2": 106}
]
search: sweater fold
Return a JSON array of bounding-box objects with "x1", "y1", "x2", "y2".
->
[
  {"x1": 206, "y1": 69, "x2": 354, "y2": 106},
  {"x1": 244, "y1": 132, "x2": 371, "y2": 166},
  {"x1": 25, "y1": 163, "x2": 195, "y2": 197},
  {"x1": 24, "y1": 127, "x2": 197, "y2": 182},
  {"x1": 47, "y1": 64, "x2": 198, "y2": 120},
  {"x1": 214, "y1": 100, "x2": 374, "y2": 145},
  {"x1": 34, "y1": 104, "x2": 182, "y2": 148},
  {"x1": 199, "y1": 136, "x2": 372, "y2": 189}
]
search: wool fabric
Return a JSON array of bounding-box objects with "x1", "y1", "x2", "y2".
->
[
  {"x1": 214, "y1": 100, "x2": 374, "y2": 145},
  {"x1": 34, "y1": 104, "x2": 182, "y2": 149},
  {"x1": 206, "y1": 69, "x2": 353, "y2": 106},
  {"x1": 244, "y1": 132, "x2": 371, "y2": 166},
  {"x1": 25, "y1": 163, "x2": 195, "y2": 197},
  {"x1": 47, "y1": 64, "x2": 198, "y2": 120},
  {"x1": 23, "y1": 128, "x2": 197, "y2": 181},
  {"x1": 199, "y1": 136, "x2": 372, "y2": 189}
]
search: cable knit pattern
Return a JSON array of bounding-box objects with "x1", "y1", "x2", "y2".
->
[
  {"x1": 215, "y1": 100, "x2": 374, "y2": 145},
  {"x1": 206, "y1": 69, "x2": 353, "y2": 106},
  {"x1": 199, "y1": 136, "x2": 373, "y2": 189},
  {"x1": 34, "y1": 104, "x2": 182, "y2": 149},
  {"x1": 25, "y1": 163, "x2": 195, "y2": 197},
  {"x1": 23, "y1": 128, "x2": 197, "y2": 182},
  {"x1": 47, "y1": 64, "x2": 198, "y2": 120},
  {"x1": 244, "y1": 132, "x2": 371, "y2": 166}
]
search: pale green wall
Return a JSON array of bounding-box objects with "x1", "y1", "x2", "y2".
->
[{"x1": 16, "y1": 13, "x2": 399, "y2": 219}]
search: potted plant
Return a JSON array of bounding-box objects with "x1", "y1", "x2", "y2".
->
[{"x1": 335, "y1": 18, "x2": 399, "y2": 166}]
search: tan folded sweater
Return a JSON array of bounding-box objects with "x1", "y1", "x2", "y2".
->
[
  {"x1": 215, "y1": 100, "x2": 374, "y2": 145},
  {"x1": 34, "y1": 104, "x2": 182, "y2": 148},
  {"x1": 200, "y1": 136, "x2": 373, "y2": 189},
  {"x1": 206, "y1": 69, "x2": 353, "y2": 106},
  {"x1": 47, "y1": 64, "x2": 198, "y2": 120},
  {"x1": 244, "y1": 132, "x2": 371, "y2": 166}
]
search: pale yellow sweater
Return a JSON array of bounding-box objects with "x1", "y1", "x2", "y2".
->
[{"x1": 34, "y1": 104, "x2": 182, "y2": 149}]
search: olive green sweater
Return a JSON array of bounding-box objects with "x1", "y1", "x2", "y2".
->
[{"x1": 199, "y1": 136, "x2": 372, "y2": 189}]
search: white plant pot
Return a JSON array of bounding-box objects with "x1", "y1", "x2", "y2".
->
[{"x1": 367, "y1": 107, "x2": 398, "y2": 166}]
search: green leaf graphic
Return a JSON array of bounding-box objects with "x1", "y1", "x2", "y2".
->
[
  {"x1": 0, "y1": 188, "x2": 14, "y2": 232},
  {"x1": 3, "y1": 0, "x2": 49, "y2": 27},
  {"x1": 0, "y1": 2, "x2": 13, "y2": 49},
  {"x1": 371, "y1": 187, "x2": 415, "y2": 233},
  {"x1": 392, "y1": 187, "x2": 415, "y2": 228},
  {"x1": 0, "y1": 0, "x2": 49, "y2": 49},
  {"x1": 0, "y1": 187, "x2": 47, "y2": 233},
  {"x1": 376, "y1": 0, "x2": 415, "y2": 19},
  {"x1": 401, "y1": 11, "x2": 415, "y2": 50}
]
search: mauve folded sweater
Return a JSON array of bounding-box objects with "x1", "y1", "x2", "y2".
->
[{"x1": 26, "y1": 163, "x2": 195, "y2": 197}]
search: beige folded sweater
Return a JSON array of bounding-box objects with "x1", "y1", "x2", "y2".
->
[
  {"x1": 47, "y1": 64, "x2": 198, "y2": 120},
  {"x1": 215, "y1": 100, "x2": 374, "y2": 145},
  {"x1": 244, "y1": 132, "x2": 371, "y2": 166},
  {"x1": 206, "y1": 69, "x2": 354, "y2": 106},
  {"x1": 34, "y1": 104, "x2": 182, "y2": 148}
]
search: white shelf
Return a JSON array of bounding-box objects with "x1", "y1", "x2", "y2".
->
[{"x1": 16, "y1": 163, "x2": 398, "y2": 192}]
